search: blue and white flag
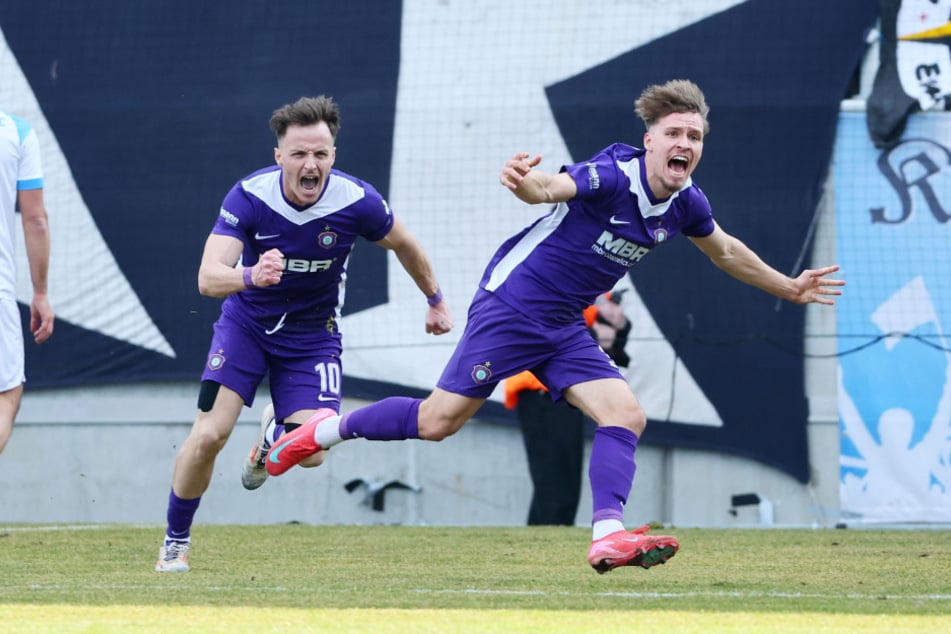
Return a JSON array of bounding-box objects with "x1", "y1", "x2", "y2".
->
[
  {"x1": 868, "y1": 0, "x2": 951, "y2": 148},
  {"x1": 836, "y1": 111, "x2": 951, "y2": 523}
]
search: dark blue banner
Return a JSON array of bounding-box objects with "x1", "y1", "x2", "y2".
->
[
  {"x1": 1, "y1": 1, "x2": 402, "y2": 385},
  {"x1": 546, "y1": 0, "x2": 877, "y2": 481},
  {"x1": 1, "y1": 1, "x2": 877, "y2": 482}
]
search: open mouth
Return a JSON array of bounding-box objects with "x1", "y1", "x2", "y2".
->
[
  {"x1": 668, "y1": 155, "x2": 689, "y2": 175},
  {"x1": 300, "y1": 175, "x2": 319, "y2": 191}
]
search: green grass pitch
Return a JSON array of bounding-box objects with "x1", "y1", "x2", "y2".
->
[{"x1": 1, "y1": 524, "x2": 948, "y2": 632}]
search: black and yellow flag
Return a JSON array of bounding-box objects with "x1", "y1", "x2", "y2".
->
[{"x1": 867, "y1": 0, "x2": 951, "y2": 148}]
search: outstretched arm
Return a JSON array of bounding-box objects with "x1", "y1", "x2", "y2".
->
[
  {"x1": 376, "y1": 217, "x2": 453, "y2": 335},
  {"x1": 499, "y1": 152, "x2": 577, "y2": 205},
  {"x1": 837, "y1": 366, "x2": 877, "y2": 457},
  {"x1": 924, "y1": 333, "x2": 951, "y2": 444},
  {"x1": 688, "y1": 222, "x2": 845, "y2": 305},
  {"x1": 18, "y1": 188, "x2": 54, "y2": 344}
]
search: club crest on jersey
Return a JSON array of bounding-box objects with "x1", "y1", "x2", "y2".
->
[
  {"x1": 654, "y1": 228, "x2": 668, "y2": 243},
  {"x1": 317, "y1": 228, "x2": 338, "y2": 249},
  {"x1": 207, "y1": 351, "x2": 226, "y2": 371},
  {"x1": 470, "y1": 362, "x2": 493, "y2": 384}
]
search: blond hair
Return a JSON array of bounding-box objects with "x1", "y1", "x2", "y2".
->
[{"x1": 634, "y1": 80, "x2": 710, "y2": 134}]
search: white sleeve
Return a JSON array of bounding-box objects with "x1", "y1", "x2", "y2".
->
[{"x1": 18, "y1": 127, "x2": 44, "y2": 187}]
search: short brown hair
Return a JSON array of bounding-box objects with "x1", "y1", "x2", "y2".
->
[
  {"x1": 269, "y1": 96, "x2": 341, "y2": 140},
  {"x1": 634, "y1": 80, "x2": 710, "y2": 134}
]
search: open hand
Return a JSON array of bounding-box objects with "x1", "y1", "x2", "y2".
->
[{"x1": 791, "y1": 265, "x2": 845, "y2": 305}]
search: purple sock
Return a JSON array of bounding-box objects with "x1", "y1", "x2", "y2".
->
[
  {"x1": 589, "y1": 426, "x2": 638, "y2": 524},
  {"x1": 166, "y1": 489, "x2": 201, "y2": 542},
  {"x1": 339, "y1": 397, "x2": 421, "y2": 441}
]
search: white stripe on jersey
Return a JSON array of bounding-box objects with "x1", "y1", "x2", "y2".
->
[
  {"x1": 240, "y1": 171, "x2": 366, "y2": 225},
  {"x1": 616, "y1": 156, "x2": 690, "y2": 220},
  {"x1": 484, "y1": 203, "x2": 569, "y2": 292}
]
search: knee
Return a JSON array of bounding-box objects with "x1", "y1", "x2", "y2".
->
[
  {"x1": 417, "y1": 422, "x2": 454, "y2": 442},
  {"x1": 300, "y1": 450, "x2": 327, "y2": 468},
  {"x1": 188, "y1": 427, "x2": 229, "y2": 459},
  {"x1": 416, "y1": 415, "x2": 462, "y2": 442},
  {"x1": 609, "y1": 403, "x2": 647, "y2": 437},
  {"x1": 628, "y1": 405, "x2": 647, "y2": 437}
]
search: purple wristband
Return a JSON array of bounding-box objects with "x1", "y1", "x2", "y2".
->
[
  {"x1": 243, "y1": 266, "x2": 254, "y2": 289},
  {"x1": 426, "y1": 288, "x2": 443, "y2": 307}
]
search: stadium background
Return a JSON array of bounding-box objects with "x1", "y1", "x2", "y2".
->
[{"x1": 1, "y1": 1, "x2": 948, "y2": 528}]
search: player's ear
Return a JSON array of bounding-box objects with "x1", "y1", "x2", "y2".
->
[{"x1": 274, "y1": 147, "x2": 282, "y2": 166}]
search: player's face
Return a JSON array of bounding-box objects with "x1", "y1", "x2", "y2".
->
[
  {"x1": 642, "y1": 111, "x2": 704, "y2": 199},
  {"x1": 274, "y1": 122, "x2": 336, "y2": 206}
]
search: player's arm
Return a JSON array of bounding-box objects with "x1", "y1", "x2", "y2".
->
[
  {"x1": 375, "y1": 216, "x2": 453, "y2": 335},
  {"x1": 500, "y1": 152, "x2": 577, "y2": 204},
  {"x1": 18, "y1": 188, "x2": 54, "y2": 343},
  {"x1": 197, "y1": 233, "x2": 283, "y2": 298},
  {"x1": 837, "y1": 366, "x2": 876, "y2": 453},
  {"x1": 688, "y1": 222, "x2": 844, "y2": 305}
]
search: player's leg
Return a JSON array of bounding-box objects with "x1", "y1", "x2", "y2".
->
[
  {"x1": 0, "y1": 298, "x2": 25, "y2": 455},
  {"x1": 173, "y1": 383, "x2": 245, "y2": 497},
  {"x1": 243, "y1": 401, "x2": 328, "y2": 489},
  {"x1": 157, "y1": 313, "x2": 266, "y2": 571},
  {"x1": 244, "y1": 333, "x2": 345, "y2": 483},
  {"x1": 241, "y1": 342, "x2": 342, "y2": 488},
  {"x1": 272, "y1": 343, "x2": 342, "y2": 467},
  {"x1": 283, "y1": 410, "x2": 328, "y2": 469},
  {"x1": 0, "y1": 385, "x2": 23, "y2": 455},
  {"x1": 241, "y1": 401, "x2": 278, "y2": 490},
  {"x1": 543, "y1": 322, "x2": 678, "y2": 573},
  {"x1": 265, "y1": 296, "x2": 514, "y2": 476},
  {"x1": 157, "y1": 383, "x2": 244, "y2": 572},
  {"x1": 565, "y1": 377, "x2": 678, "y2": 573},
  {"x1": 265, "y1": 389, "x2": 485, "y2": 476}
]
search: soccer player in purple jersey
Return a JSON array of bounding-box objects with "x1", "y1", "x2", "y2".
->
[
  {"x1": 155, "y1": 96, "x2": 453, "y2": 572},
  {"x1": 265, "y1": 80, "x2": 845, "y2": 573}
]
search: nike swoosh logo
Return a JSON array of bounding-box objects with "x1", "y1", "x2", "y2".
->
[
  {"x1": 255, "y1": 232, "x2": 280, "y2": 240},
  {"x1": 317, "y1": 394, "x2": 337, "y2": 402},
  {"x1": 609, "y1": 215, "x2": 630, "y2": 225},
  {"x1": 268, "y1": 437, "x2": 299, "y2": 463}
]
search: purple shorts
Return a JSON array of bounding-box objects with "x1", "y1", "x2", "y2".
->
[
  {"x1": 201, "y1": 311, "x2": 342, "y2": 421},
  {"x1": 437, "y1": 291, "x2": 622, "y2": 402}
]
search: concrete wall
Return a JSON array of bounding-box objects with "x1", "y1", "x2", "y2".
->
[{"x1": 4, "y1": 388, "x2": 837, "y2": 529}]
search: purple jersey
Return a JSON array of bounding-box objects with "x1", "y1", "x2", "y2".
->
[
  {"x1": 211, "y1": 166, "x2": 394, "y2": 330},
  {"x1": 480, "y1": 143, "x2": 715, "y2": 325}
]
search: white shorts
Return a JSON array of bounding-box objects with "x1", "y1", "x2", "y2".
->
[{"x1": 0, "y1": 298, "x2": 25, "y2": 391}]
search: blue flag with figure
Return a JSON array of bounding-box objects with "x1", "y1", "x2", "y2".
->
[
  {"x1": 867, "y1": 0, "x2": 951, "y2": 148},
  {"x1": 835, "y1": 111, "x2": 951, "y2": 522}
]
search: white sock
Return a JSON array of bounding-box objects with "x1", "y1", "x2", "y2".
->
[
  {"x1": 314, "y1": 415, "x2": 344, "y2": 448},
  {"x1": 264, "y1": 420, "x2": 279, "y2": 446},
  {"x1": 592, "y1": 519, "x2": 625, "y2": 541},
  {"x1": 165, "y1": 534, "x2": 190, "y2": 545}
]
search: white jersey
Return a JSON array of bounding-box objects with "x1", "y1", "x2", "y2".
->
[{"x1": 0, "y1": 110, "x2": 44, "y2": 301}]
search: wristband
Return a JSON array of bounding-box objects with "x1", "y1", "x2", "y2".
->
[
  {"x1": 426, "y1": 288, "x2": 443, "y2": 307},
  {"x1": 243, "y1": 266, "x2": 254, "y2": 289}
]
